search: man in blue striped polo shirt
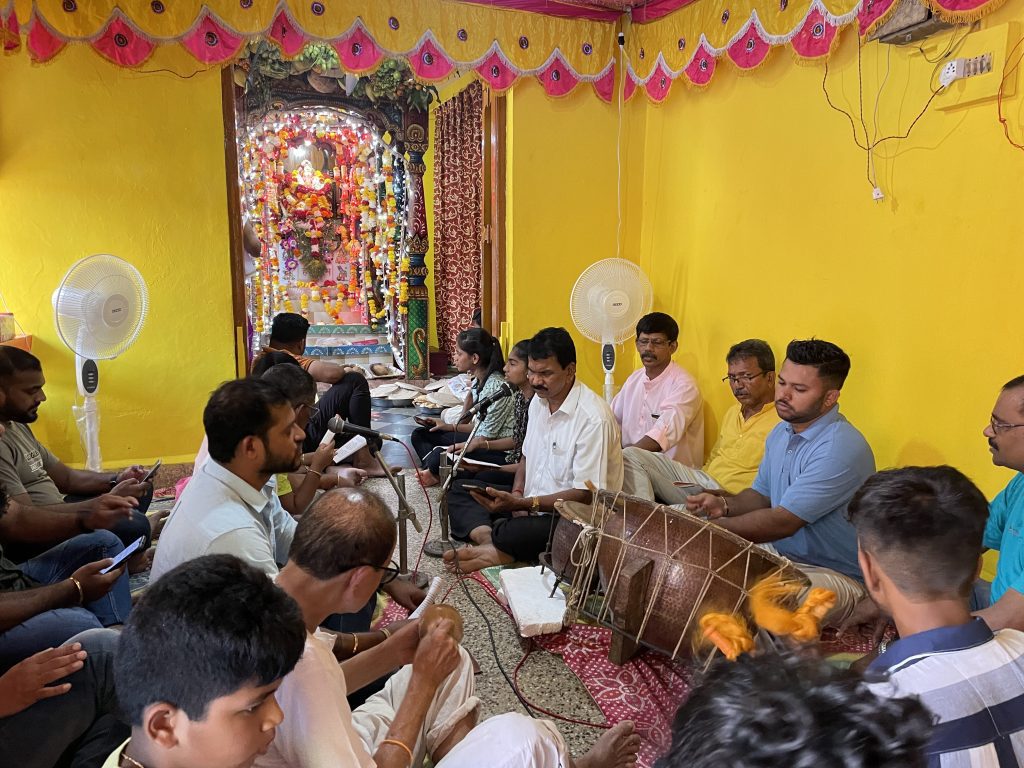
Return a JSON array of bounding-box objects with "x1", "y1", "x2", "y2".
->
[{"x1": 850, "y1": 465, "x2": 1024, "y2": 767}]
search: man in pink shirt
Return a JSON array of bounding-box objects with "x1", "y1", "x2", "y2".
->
[{"x1": 611, "y1": 312, "x2": 704, "y2": 467}]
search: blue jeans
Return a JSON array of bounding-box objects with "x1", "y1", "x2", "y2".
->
[
  {"x1": 0, "y1": 628, "x2": 129, "y2": 768},
  {"x1": 0, "y1": 531, "x2": 131, "y2": 670}
]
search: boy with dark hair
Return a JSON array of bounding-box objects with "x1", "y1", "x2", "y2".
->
[
  {"x1": 613, "y1": 312, "x2": 704, "y2": 469},
  {"x1": 685, "y1": 338, "x2": 874, "y2": 625},
  {"x1": 105, "y1": 554, "x2": 306, "y2": 768},
  {"x1": 656, "y1": 652, "x2": 932, "y2": 768},
  {"x1": 850, "y1": 466, "x2": 1024, "y2": 765}
]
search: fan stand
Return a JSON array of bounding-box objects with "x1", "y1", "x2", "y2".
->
[
  {"x1": 601, "y1": 340, "x2": 616, "y2": 403},
  {"x1": 75, "y1": 355, "x2": 102, "y2": 472}
]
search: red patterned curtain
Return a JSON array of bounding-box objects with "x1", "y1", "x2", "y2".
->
[{"x1": 433, "y1": 81, "x2": 484, "y2": 362}]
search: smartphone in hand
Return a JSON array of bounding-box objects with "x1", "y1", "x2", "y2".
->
[
  {"x1": 142, "y1": 459, "x2": 163, "y2": 483},
  {"x1": 100, "y1": 536, "x2": 145, "y2": 574}
]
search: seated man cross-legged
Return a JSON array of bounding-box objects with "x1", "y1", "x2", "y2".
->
[
  {"x1": 260, "y1": 487, "x2": 641, "y2": 768},
  {"x1": 612, "y1": 312, "x2": 704, "y2": 474},
  {"x1": 623, "y1": 339, "x2": 779, "y2": 503},
  {"x1": 443, "y1": 328, "x2": 623, "y2": 573},
  {"x1": 0, "y1": 348, "x2": 152, "y2": 569},
  {"x1": 253, "y1": 312, "x2": 382, "y2": 477},
  {"x1": 850, "y1": 466, "x2": 1024, "y2": 765},
  {"x1": 685, "y1": 339, "x2": 875, "y2": 625}
]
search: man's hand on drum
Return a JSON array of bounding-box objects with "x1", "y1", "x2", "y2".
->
[
  {"x1": 685, "y1": 492, "x2": 728, "y2": 519},
  {"x1": 469, "y1": 486, "x2": 528, "y2": 515}
]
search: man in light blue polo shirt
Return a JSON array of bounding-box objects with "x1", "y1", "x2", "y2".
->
[
  {"x1": 975, "y1": 374, "x2": 1024, "y2": 632},
  {"x1": 686, "y1": 339, "x2": 875, "y2": 625}
]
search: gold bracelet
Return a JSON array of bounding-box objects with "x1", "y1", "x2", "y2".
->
[
  {"x1": 308, "y1": 468, "x2": 323, "y2": 478},
  {"x1": 722, "y1": 496, "x2": 730, "y2": 517},
  {"x1": 69, "y1": 576, "x2": 84, "y2": 605},
  {"x1": 380, "y1": 626, "x2": 392, "y2": 640},
  {"x1": 484, "y1": 440, "x2": 490, "y2": 450},
  {"x1": 350, "y1": 632, "x2": 359, "y2": 654},
  {"x1": 381, "y1": 738, "x2": 414, "y2": 765}
]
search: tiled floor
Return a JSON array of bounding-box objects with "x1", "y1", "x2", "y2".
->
[{"x1": 371, "y1": 406, "x2": 423, "y2": 470}]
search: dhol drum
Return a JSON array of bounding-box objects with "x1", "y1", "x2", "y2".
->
[{"x1": 550, "y1": 490, "x2": 807, "y2": 664}]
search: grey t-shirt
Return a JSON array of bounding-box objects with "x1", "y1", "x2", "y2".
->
[{"x1": 0, "y1": 422, "x2": 65, "y2": 505}]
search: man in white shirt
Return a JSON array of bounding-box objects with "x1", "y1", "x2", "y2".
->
[
  {"x1": 151, "y1": 378, "x2": 305, "y2": 582},
  {"x1": 261, "y1": 487, "x2": 641, "y2": 768},
  {"x1": 443, "y1": 328, "x2": 623, "y2": 573},
  {"x1": 611, "y1": 312, "x2": 703, "y2": 467}
]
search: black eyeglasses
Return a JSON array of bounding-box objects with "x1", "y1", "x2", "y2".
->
[
  {"x1": 340, "y1": 563, "x2": 400, "y2": 584},
  {"x1": 722, "y1": 372, "x2": 769, "y2": 384}
]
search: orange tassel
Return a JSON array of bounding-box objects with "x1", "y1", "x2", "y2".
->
[
  {"x1": 699, "y1": 613, "x2": 754, "y2": 661},
  {"x1": 750, "y1": 574, "x2": 836, "y2": 642}
]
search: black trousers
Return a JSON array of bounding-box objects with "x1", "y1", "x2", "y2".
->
[
  {"x1": 423, "y1": 445, "x2": 510, "y2": 478},
  {"x1": 410, "y1": 427, "x2": 460, "y2": 467},
  {"x1": 446, "y1": 471, "x2": 556, "y2": 563},
  {"x1": 304, "y1": 372, "x2": 372, "y2": 452}
]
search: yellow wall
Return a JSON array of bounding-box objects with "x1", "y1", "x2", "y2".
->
[
  {"x1": 0, "y1": 46, "x2": 235, "y2": 467},
  {"x1": 636, "y1": 7, "x2": 1024, "y2": 505},
  {"x1": 505, "y1": 77, "x2": 648, "y2": 388}
]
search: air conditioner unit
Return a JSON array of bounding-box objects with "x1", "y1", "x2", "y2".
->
[{"x1": 869, "y1": 0, "x2": 953, "y2": 45}]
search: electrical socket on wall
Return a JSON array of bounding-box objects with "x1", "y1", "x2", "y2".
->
[{"x1": 939, "y1": 53, "x2": 994, "y2": 87}]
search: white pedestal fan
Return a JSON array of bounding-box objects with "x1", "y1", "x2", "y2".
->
[
  {"x1": 52, "y1": 255, "x2": 149, "y2": 471},
  {"x1": 569, "y1": 258, "x2": 653, "y2": 402}
]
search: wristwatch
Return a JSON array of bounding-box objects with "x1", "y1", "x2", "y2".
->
[{"x1": 531, "y1": 496, "x2": 541, "y2": 512}]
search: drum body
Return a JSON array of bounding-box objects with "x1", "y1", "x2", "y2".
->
[{"x1": 553, "y1": 490, "x2": 806, "y2": 659}]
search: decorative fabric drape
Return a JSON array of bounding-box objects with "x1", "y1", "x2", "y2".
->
[
  {"x1": 0, "y1": 0, "x2": 1009, "y2": 103},
  {"x1": 432, "y1": 80, "x2": 484, "y2": 364}
]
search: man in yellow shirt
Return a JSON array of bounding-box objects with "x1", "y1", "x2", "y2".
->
[{"x1": 622, "y1": 339, "x2": 779, "y2": 503}]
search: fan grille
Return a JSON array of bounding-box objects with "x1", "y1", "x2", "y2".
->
[
  {"x1": 570, "y1": 258, "x2": 653, "y2": 344},
  {"x1": 53, "y1": 255, "x2": 149, "y2": 360}
]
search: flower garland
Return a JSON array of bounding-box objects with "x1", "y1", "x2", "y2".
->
[{"x1": 241, "y1": 110, "x2": 409, "y2": 332}]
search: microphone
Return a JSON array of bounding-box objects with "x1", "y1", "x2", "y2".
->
[
  {"x1": 326, "y1": 416, "x2": 400, "y2": 443},
  {"x1": 462, "y1": 381, "x2": 515, "y2": 420}
]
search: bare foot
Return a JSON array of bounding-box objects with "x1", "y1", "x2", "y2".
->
[
  {"x1": 416, "y1": 468, "x2": 440, "y2": 488},
  {"x1": 443, "y1": 543, "x2": 514, "y2": 573},
  {"x1": 332, "y1": 467, "x2": 367, "y2": 487},
  {"x1": 127, "y1": 547, "x2": 154, "y2": 575},
  {"x1": 575, "y1": 721, "x2": 640, "y2": 768},
  {"x1": 147, "y1": 508, "x2": 171, "y2": 539},
  {"x1": 352, "y1": 447, "x2": 388, "y2": 478}
]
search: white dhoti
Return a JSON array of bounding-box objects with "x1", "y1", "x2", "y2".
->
[
  {"x1": 621, "y1": 446, "x2": 720, "y2": 504},
  {"x1": 436, "y1": 713, "x2": 571, "y2": 768},
  {"x1": 352, "y1": 646, "x2": 480, "y2": 766}
]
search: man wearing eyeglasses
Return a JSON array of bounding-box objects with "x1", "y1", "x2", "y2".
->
[
  {"x1": 622, "y1": 339, "x2": 780, "y2": 503},
  {"x1": 975, "y1": 375, "x2": 1024, "y2": 632},
  {"x1": 611, "y1": 312, "x2": 704, "y2": 468},
  {"x1": 264, "y1": 487, "x2": 641, "y2": 768}
]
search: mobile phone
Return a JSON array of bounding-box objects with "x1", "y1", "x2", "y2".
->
[
  {"x1": 100, "y1": 536, "x2": 145, "y2": 574},
  {"x1": 672, "y1": 482, "x2": 702, "y2": 490},
  {"x1": 142, "y1": 459, "x2": 163, "y2": 483},
  {"x1": 461, "y1": 483, "x2": 491, "y2": 493},
  {"x1": 414, "y1": 416, "x2": 433, "y2": 426}
]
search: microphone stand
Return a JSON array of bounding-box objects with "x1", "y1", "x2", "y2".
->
[
  {"x1": 365, "y1": 437, "x2": 428, "y2": 588},
  {"x1": 422, "y1": 402, "x2": 491, "y2": 558}
]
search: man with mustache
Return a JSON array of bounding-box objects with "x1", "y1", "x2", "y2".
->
[
  {"x1": 0, "y1": 348, "x2": 152, "y2": 568},
  {"x1": 685, "y1": 339, "x2": 875, "y2": 625},
  {"x1": 611, "y1": 312, "x2": 704, "y2": 470},
  {"x1": 972, "y1": 375, "x2": 1024, "y2": 632},
  {"x1": 622, "y1": 339, "x2": 780, "y2": 502},
  {"x1": 443, "y1": 328, "x2": 623, "y2": 573},
  {"x1": 151, "y1": 378, "x2": 306, "y2": 583}
]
